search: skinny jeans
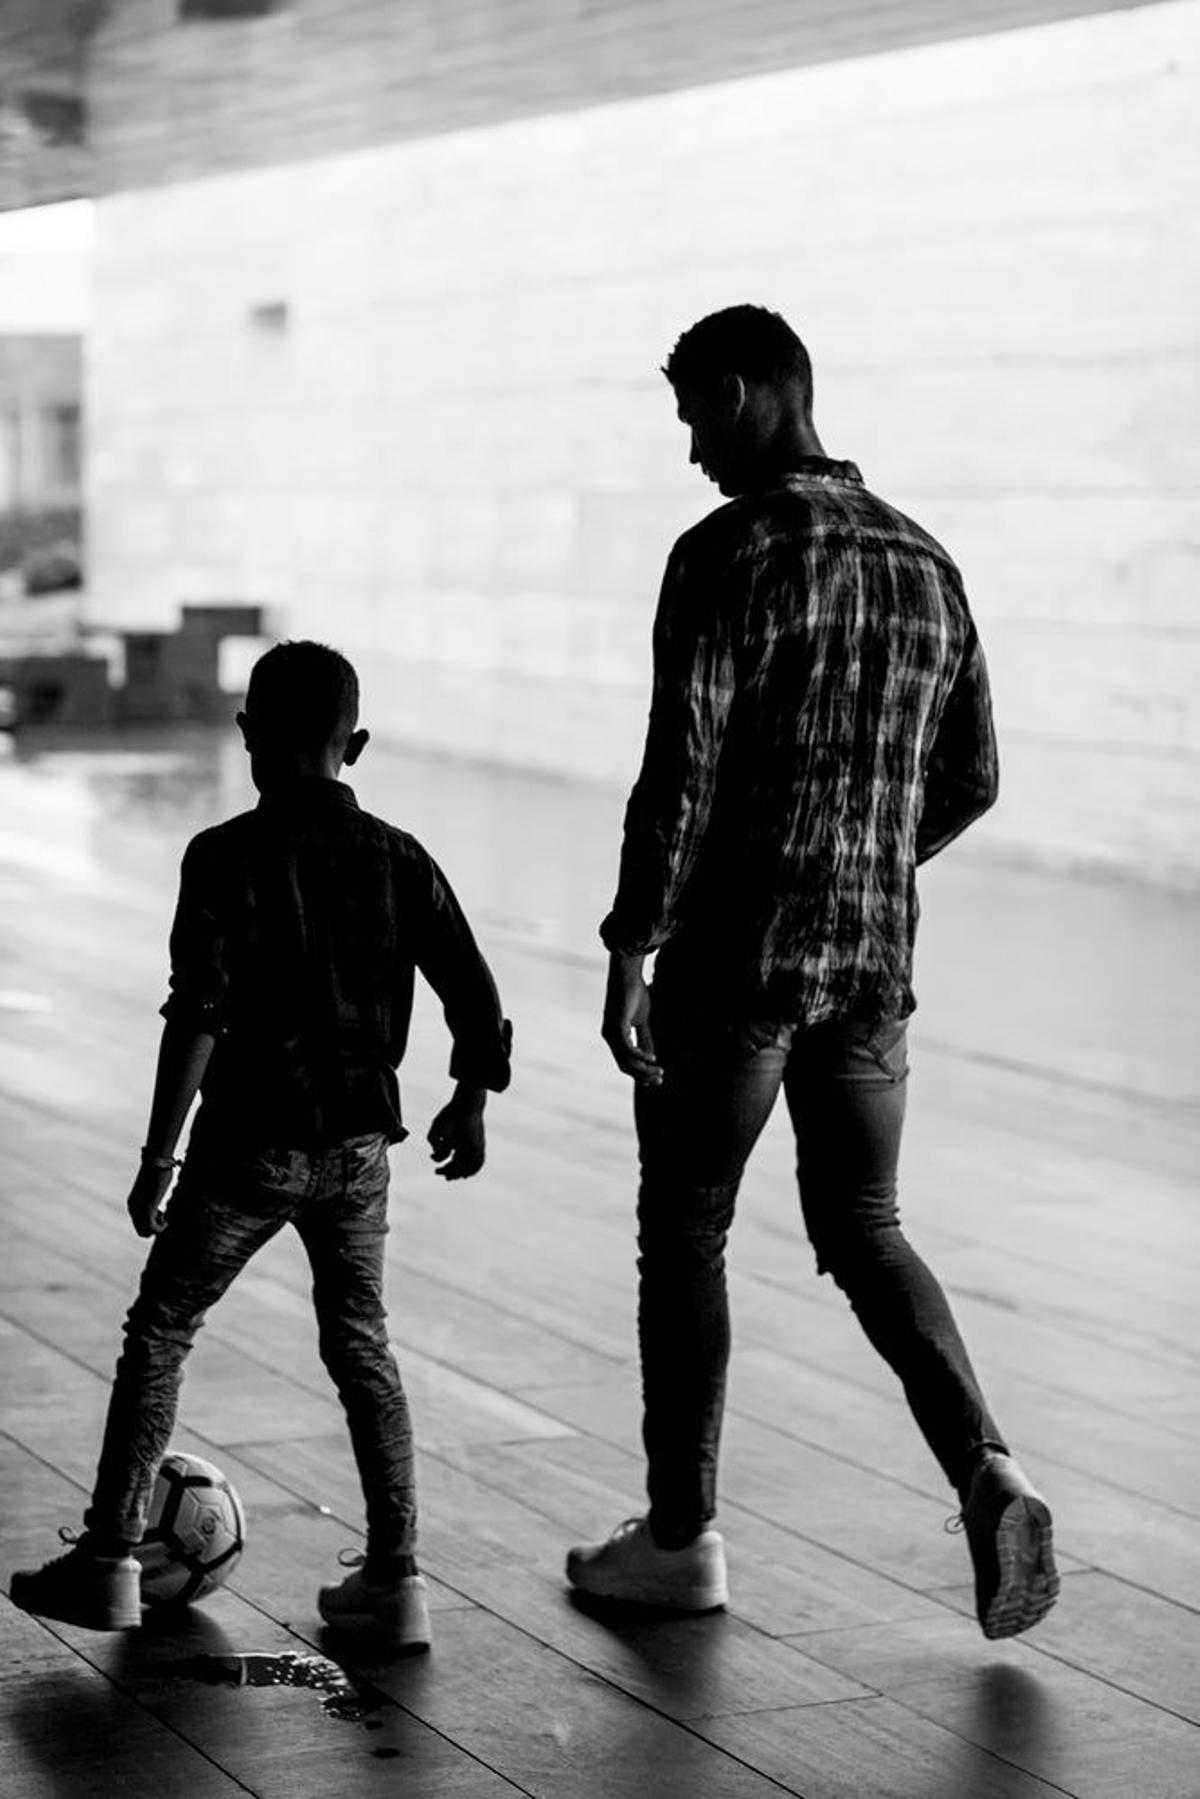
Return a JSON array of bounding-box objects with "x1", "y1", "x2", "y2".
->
[
  {"x1": 634, "y1": 996, "x2": 1006, "y2": 1542},
  {"x1": 86, "y1": 1132, "x2": 415, "y2": 1576}
]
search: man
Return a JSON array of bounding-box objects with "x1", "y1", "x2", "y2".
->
[{"x1": 565, "y1": 305, "x2": 1058, "y2": 1641}]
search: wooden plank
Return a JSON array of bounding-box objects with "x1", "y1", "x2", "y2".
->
[
  {"x1": 891, "y1": 1660, "x2": 1200, "y2": 1799},
  {"x1": 0, "y1": 1599, "x2": 253, "y2": 1799},
  {"x1": 41, "y1": 1592, "x2": 524, "y2": 1799},
  {"x1": 726, "y1": 1344, "x2": 1200, "y2": 1523},
  {"x1": 697, "y1": 1695, "x2": 1077, "y2": 1799},
  {"x1": 791, "y1": 1578, "x2": 1200, "y2": 1727},
  {"x1": 359, "y1": 1604, "x2": 838, "y2": 1799}
]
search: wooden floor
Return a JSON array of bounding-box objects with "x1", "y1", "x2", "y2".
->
[{"x1": 2, "y1": 723, "x2": 1199, "y2": 1799}]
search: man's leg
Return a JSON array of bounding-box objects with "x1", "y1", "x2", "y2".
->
[
  {"x1": 296, "y1": 1135, "x2": 427, "y2": 1651},
  {"x1": 785, "y1": 1018, "x2": 1058, "y2": 1636},
  {"x1": 636, "y1": 1011, "x2": 789, "y2": 1543},
  {"x1": 567, "y1": 1001, "x2": 789, "y2": 1607}
]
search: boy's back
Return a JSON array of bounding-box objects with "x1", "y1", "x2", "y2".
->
[{"x1": 169, "y1": 776, "x2": 511, "y2": 1153}]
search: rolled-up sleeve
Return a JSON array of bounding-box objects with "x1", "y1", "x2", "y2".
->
[
  {"x1": 600, "y1": 538, "x2": 739, "y2": 956},
  {"x1": 159, "y1": 834, "x2": 229, "y2": 1034},
  {"x1": 414, "y1": 851, "x2": 513, "y2": 1093}
]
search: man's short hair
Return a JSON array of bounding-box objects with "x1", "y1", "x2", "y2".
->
[
  {"x1": 244, "y1": 640, "x2": 359, "y2": 752},
  {"x1": 663, "y1": 305, "x2": 813, "y2": 407}
]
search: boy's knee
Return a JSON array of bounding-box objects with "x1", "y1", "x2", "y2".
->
[
  {"x1": 319, "y1": 1320, "x2": 393, "y2": 1384},
  {"x1": 122, "y1": 1291, "x2": 203, "y2": 1353}
]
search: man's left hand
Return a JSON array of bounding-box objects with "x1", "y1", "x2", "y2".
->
[{"x1": 126, "y1": 1163, "x2": 174, "y2": 1238}]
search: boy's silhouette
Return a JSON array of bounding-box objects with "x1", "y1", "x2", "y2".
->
[{"x1": 10, "y1": 640, "x2": 512, "y2": 1651}]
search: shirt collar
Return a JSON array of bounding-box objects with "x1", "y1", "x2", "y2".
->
[
  {"x1": 777, "y1": 458, "x2": 864, "y2": 486},
  {"x1": 257, "y1": 776, "x2": 359, "y2": 812}
]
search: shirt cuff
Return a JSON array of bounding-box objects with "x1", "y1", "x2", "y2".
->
[
  {"x1": 159, "y1": 992, "x2": 226, "y2": 1035},
  {"x1": 599, "y1": 911, "x2": 666, "y2": 958},
  {"x1": 448, "y1": 1017, "x2": 513, "y2": 1094}
]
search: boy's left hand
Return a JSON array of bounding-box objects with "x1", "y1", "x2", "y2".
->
[
  {"x1": 427, "y1": 1096, "x2": 486, "y2": 1181},
  {"x1": 126, "y1": 1163, "x2": 173, "y2": 1237}
]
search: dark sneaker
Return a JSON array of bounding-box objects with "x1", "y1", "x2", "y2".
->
[
  {"x1": 960, "y1": 1453, "x2": 1059, "y2": 1639},
  {"x1": 10, "y1": 1533, "x2": 142, "y2": 1631},
  {"x1": 318, "y1": 1555, "x2": 431, "y2": 1653},
  {"x1": 565, "y1": 1516, "x2": 728, "y2": 1611}
]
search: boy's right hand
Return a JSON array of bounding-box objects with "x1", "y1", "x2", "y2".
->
[
  {"x1": 427, "y1": 1092, "x2": 486, "y2": 1181},
  {"x1": 126, "y1": 1163, "x2": 173, "y2": 1237}
]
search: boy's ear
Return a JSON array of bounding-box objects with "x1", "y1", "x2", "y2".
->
[{"x1": 343, "y1": 727, "x2": 370, "y2": 767}]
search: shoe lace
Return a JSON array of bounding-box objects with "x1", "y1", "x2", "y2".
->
[
  {"x1": 610, "y1": 1517, "x2": 645, "y2": 1543},
  {"x1": 943, "y1": 1511, "x2": 965, "y2": 1535},
  {"x1": 33, "y1": 1527, "x2": 89, "y2": 1576},
  {"x1": 336, "y1": 1547, "x2": 366, "y2": 1569}
]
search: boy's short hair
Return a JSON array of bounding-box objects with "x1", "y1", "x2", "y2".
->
[
  {"x1": 244, "y1": 640, "x2": 359, "y2": 752},
  {"x1": 663, "y1": 304, "x2": 813, "y2": 408}
]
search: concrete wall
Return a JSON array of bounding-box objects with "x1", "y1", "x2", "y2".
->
[{"x1": 84, "y1": 1, "x2": 1200, "y2": 887}]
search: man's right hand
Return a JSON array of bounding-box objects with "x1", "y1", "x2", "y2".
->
[
  {"x1": 601, "y1": 951, "x2": 663, "y2": 1086},
  {"x1": 427, "y1": 1090, "x2": 487, "y2": 1181}
]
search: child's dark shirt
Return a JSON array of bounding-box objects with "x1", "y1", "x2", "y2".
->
[{"x1": 161, "y1": 776, "x2": 512, "y2": 1150}]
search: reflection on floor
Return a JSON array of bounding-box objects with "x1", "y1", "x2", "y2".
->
[{"x1": 2, "y1": 722, "x2": 1198, "y2": 1799}]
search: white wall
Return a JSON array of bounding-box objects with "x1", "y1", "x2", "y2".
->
[
  {"x1": 0, "y1": 200, "x2": 92, "y2": 333},
  {"x1": 85, "y1": 2, "x2": 1200, "y2": 886}
]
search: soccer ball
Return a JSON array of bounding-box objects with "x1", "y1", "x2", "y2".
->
[{"x1": 135, "y1": 1451, "x2": 247, "y2": 1605}]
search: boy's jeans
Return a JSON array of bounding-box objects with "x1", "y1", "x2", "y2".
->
[
  {"x1": 86, "y1": 1132, "x2": 416, "y2": 1575},
  {"x1": 635, "y1": 996, "x2": 1007, "y2": 1543}
]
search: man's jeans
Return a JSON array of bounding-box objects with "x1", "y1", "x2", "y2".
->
[
  {"x1": 634, "y1": 997, "x2": 1006, "y2": 1543},
  {"x1": 86, "y1": 1133, "x2": 416, "y2": 1575}
]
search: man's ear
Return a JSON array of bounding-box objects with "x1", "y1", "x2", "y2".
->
[
  {"x1": 235, "y1": 710, "x2": 251, "y2": 747},
  {"x1": 721, "y1": 372, "x2": 747, "y2": 420},
  {"x1": 343, "y1": 727, "x2": 370, "y2": 767}
]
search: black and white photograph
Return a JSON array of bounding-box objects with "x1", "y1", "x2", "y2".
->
[{"x1": 0, "y1": 3, "x2": 1196, "y2": 1795}]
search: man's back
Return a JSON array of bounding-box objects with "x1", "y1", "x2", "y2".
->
[{"x1": 606, "y1": 459, "x2": 998, "y2": 1025}]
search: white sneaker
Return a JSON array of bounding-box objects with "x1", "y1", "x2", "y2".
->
[
  {"x1": 565, "y1": 1517, "x2": 727, "y2": 1611},
  {"x1": 10, "y1": 1533, "x2": 142, "y2": 1631},
  {"x1": 317, "y1": 1558, "x2": 431, "y2": 1653},
  {"x1": 960, "y1": 1453, "x2": 1059, "y2": 1640}
]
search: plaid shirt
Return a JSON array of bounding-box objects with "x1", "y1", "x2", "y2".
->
[
  {"x1": 163, "y1": 778, "x2": 512, "y2": 1148},
  {"x1": 602, "y1": 458, "x2": 999, "y2": 1026}
]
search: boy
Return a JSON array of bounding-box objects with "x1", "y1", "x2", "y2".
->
[{"x1": 10, "y1": 641, "x2": 512, "y2": 1652}]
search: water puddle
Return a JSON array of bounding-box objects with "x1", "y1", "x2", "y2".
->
[{"x1": 170, "y1": 1649, "x2": 390, "y2": 1728}]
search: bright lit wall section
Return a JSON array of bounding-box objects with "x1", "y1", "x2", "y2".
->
[{"x1": 84, "y1": 2, "x2": 1200, "y2": 886}]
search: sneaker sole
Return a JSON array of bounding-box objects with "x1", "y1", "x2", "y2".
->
[
  {"x1": 318, "y1": 1605, "x2": 431, "y2": 1653},
  {"x1": 565, "y1": 1559, "x2": 728, "y2": 1613},
  {"x1": 981, "y1": 1495, "x2": 1060, "y2": 1640},
  {"x1": 10, "y1": 1578, "x2": 141, "y2": 1632}
]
